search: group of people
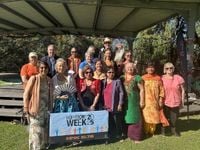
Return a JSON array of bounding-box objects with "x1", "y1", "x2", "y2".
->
[{"x1": 21, "y1": 38, "x2": 185, "y2": 150}]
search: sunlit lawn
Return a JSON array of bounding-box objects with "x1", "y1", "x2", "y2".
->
[{"x1": 0, "y1": 115, "x2": 200, "y2": 150}]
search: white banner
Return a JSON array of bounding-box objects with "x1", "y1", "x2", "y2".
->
[{"x1": 49, "y1": 110, "x2": 108, "y2": 137}]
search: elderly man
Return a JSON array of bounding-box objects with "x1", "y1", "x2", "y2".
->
[
  {"x1": 20, "y1": 52, "x2": 39, "y2": 88},
  {"x1": 79, "y1": 52, "x2": 95, "y2": 79},
  {"x1": 41, "y1": 44, "x2": 59, "y2": 78},
  {"x1": 98, "y1": 37, "x2": 112, "y2": 61}
]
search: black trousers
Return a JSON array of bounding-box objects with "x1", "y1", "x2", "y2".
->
[
  {"x1": 108, "y1": 112, "x2": 123, "y2": 138},
  {"x1": 164, "y1": 106, "x2": 179, "y2": 128}
]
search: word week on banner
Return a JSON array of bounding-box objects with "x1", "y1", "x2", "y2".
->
[{"x1": 49, "y1": 110, "x2": 108, "y2": 137}]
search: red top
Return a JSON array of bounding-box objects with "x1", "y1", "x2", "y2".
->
[
  {"x1": 77, "y1": 78, "x2": 100, "y2": 96},
  {"x1": 103, "y1": 82, "x2": 113, "y2": 111}
]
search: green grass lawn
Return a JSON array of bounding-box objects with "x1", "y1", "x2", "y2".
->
[{"x1": 0, "y1": 115, "x2": 200, "y2": 150}]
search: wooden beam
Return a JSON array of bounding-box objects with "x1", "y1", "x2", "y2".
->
[
  {"x1": 25, "y1": 0, "x2": 63, "y2": 27},
  {"x1": 0, "y1": 26, "x2": 137, "y2": 37},
  {"x1": 0, "y1": 4, "x2": 44, "y2": 28},
  {"x1": 93, "y1": 0, "x2": 103, "y2": 30},
  {"x1": 62, "y1": 3, "x2": 78, "y2": 28},
  {"x1": 0, "y1": 18, "x2": 26, "y2": 30},
  {"x1": 112, "y1": 8, "x2": 139, "y2": 30}
]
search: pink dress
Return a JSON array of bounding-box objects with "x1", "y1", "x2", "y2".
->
[{"x1": 162, "y1": 75, "x2": 184, "y2": 108}]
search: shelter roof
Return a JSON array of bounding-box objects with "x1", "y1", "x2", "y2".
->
[{"x1": 0, "y1": 0, "x2": 199, "y2": 36}]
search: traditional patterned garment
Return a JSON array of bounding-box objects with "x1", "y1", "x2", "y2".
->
[
  {"x1": 142, "y1": 74, "x2": 165, "y2": 124},
  {"x1": 29, "y1": 79, "x2": 49, "y2": 150},
  {"x1": 93, "y1": 71, "x2": 106, "y2": 80},
  {"x1": 52, "y1": 74, "x2": 79, "y2": 113},
  {"x1": 67, "y1": 56, "x2": 81, "y2": 76},
  {"x1": 121, "y1": 75, "x2": 142, "y2": 141}
]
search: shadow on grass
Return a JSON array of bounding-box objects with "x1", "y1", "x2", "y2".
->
[
  {"x1": 48, "y1": 138, "x2": 121, "y2": 149},
  {"x1": 177, "y1": 118, "x2": 200, "y2": 132}
]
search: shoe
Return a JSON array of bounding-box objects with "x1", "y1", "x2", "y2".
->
[
  {"x1": 161, "y1": 127, "x2": 166, "y2": 136},
  {"x1": 171, "y1": 127, "x2": 180, "y2": 137}
]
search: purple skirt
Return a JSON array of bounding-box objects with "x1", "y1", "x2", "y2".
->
[{"x1": 127, "y1": 120, "x2": 143, "y2": 141}]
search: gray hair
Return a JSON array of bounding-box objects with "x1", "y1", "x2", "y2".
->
[{"x1": 55, "y1": 58, "x2": 67, "y2": 72}]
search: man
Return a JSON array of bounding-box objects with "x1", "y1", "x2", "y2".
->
[
  {"x1": 41, "y1": 44, "x2": 59, "y2": 78},
  {"x1": 20, "y1": 52, "x2": 39, "y2": 89},
  {"x1": 98, "y1": 37, "x2": 112, "y2": 61}
]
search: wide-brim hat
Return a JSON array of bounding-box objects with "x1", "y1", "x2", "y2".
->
[{"x1": 104, "y1": 37, "x2": 111, "y2": 43}]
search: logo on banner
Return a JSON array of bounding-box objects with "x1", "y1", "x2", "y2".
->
[{"x1": 66, "y1": 114, "x2": 94, "y2": 126}]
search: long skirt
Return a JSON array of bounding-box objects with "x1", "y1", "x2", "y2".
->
[
  {"x1": 29, "y1": 115, "x2": 48, "y2": 150},
  {"x1": 127, "y1": 120, "x2": 143, "y2": 141}
]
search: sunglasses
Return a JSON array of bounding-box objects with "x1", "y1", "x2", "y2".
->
[
  {"x1": 85, "y1": 71, "x2": 92, "y2": 74},
  {"x1": 71, "y1": 51, "x2": 77, "y2": 53},
  {"x1": 40, "y1": 67, "x2": 47, "y2": 70},
  {"x1": 165, "y1": 67, "x2": 173, "y2": 70},
  {"x1": 107, "y1": 71, "x2": 114, "y2": 74},
  {"x1": 104, "y1": 42, "x2": 111, "y2": 44}
]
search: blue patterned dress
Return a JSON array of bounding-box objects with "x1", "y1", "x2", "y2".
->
[{"x1": 52, "y1": 74, "x2": 79, "y2": 113}]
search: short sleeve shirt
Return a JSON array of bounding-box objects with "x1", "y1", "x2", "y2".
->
[
  {"x1": 20, "y1": 63, "x2": 38, "y2": 80},
  {"x1": 162, "y1": 75, "x2": 184, "y2": 107}
]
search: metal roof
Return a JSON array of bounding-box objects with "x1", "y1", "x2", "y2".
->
[{"x1": 0, "y1": 0, "x2": 199, "y2": 36}]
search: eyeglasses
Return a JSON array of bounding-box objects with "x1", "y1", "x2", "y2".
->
[
  {"x1": 165, "y1": 67, "x2": 173, "y2": 70},
  {"x1": 107, "y1": 71, "x2": 114, "y2": 74},
  {"x1": 85, "y1": 71, "x2": 92, "y2": 74}
]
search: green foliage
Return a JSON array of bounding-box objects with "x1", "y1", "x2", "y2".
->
[{"x1": 0, "y1": 35, "x2": 104, "y2": 73}]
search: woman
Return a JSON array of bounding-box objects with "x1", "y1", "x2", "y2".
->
[
  {"x1": 67, "y1": 47, "x2": 81, "y2": 78},
  {"x1": 93, "y1": 60, "x2": 106, "y2": 80},
  {"x1": 162, "y1": 62, "x2": 185, "y2": 136},
  {"x1": 100, "y1": 67, "x2": 124, "y2": 139},
  {"x1": 121, "y1": 62, "x2": 144, "y2": 143},
  {"x1": 102, "y1": 48, "x2": 117, "y2": 70},
  {"x1": 142, "y1": 62, "x2": 168, "y2": 136},
  {"x1": 52, "y1": 58, "x2": 79, "y2": 113},
  {"x1": 23, "y1": 61, "x2": 53, "y2": 150},
  {"x1": 20, "y1": 52, "x2": 39, "y2": 88},
  {"x1": 77, "y1": 65, "x2": 100, "y2": 111},
  {"x1": 123, "y1": 51, "x2": 133, "y2": 65}
]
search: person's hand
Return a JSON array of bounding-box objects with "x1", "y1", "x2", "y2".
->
[
  {"x1": 140, "y1": 102, "x2": 145, "y2": 109},
  {"x1": 179, "y1": 103, "x2": 184, "y2": 109},
  {"x1": 60, "y1": 95, "x2": 68, "y2": 99},
  {"x1": 159, "y1": 100, "x2": 163, "y2": 109},
  {"x1": 89, "y1": 105, "x2": 95, "y2": 111},
  {"x1": 117, "y1": 105, "x2": 122, "y2": 112}
]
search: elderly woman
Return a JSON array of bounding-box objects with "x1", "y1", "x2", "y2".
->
[
  {"x1": 100, "y1": 67, "x2": 124, "y2": 139},
  {"x1": 77, "y1": 65, "x2": 100, "y2": 111},
  {"x1": 52, "y1": 58, "x2": 79, "y2": 113},
  {"x1": 20, "y1": 52, "x2": 39, "y2": 88},
  {"x1": 79, "y1": 52, "x2": 95, "y2": 79},
  {"x1": 23, "y1": 61, "x2": 53, "y2": 150},
  {"x1": 161, "y1": 62, "x2": 185, "y2": 136},
  {"x1": 121, "y1": 62, "x2": 144, "y2": 143},
  {"x1": 93, "y1": 60, "x2": 106, "y2": 80}
]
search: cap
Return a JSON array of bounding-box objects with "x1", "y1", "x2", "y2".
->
[
  {"x1": 29, "y1": 52, "x2": 38, "y2": 59},
  {"x1": 104, "y1": 37, "x2": 111, "y2": 43}
]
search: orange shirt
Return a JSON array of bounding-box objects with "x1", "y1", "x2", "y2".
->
[{"x1": 20, "y1": 63, "x2": 38, "y2": 80}]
